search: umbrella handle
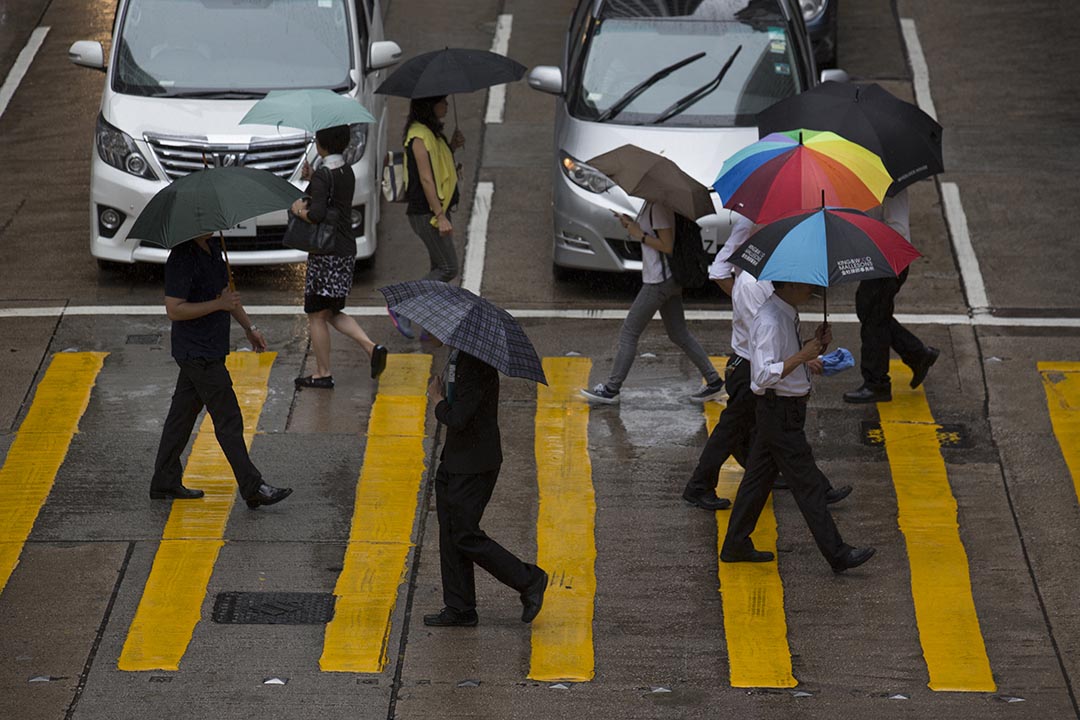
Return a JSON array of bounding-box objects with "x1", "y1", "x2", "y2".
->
[{"x1": 218, "y1": 230, "x2": 236, "y2": 291}]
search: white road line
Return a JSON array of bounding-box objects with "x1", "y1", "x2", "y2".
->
[
  {"x1": 900, "y1": 18, "x2": 937, "y2": 122},
  {"x1": 941, "y1": 182, "x2": 991, "y2": 313},
  {"x1": 3, "y1": 305, "x2": 1080, "y2": 328},
  {"x1": 483, "y1": 14, "x2": 513, "y2": 124},
  {"x1": 0, "y1": 27, "x2": 50, "y2": 120},
  {"x1": 461, "y1": 181, "x2": 494, "y2": 295}
]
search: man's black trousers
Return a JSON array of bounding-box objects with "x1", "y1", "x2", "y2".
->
[
  {"x1": 686, "y1": 356, "x2": 754, "y2": 493},
  {"x1": 722, "y1": 394, "x2": 848, "y2": 567},
  {"x1": 435, "y1": 464, "x2": 534, "y2": 613},
  {"x1": 151, "y1": 357, "x2": 262, "y2": 499},
  {"x1": 855, "y1": 268, "x2": 926, "y2": 387}
]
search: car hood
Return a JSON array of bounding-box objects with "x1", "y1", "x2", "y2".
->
[{"x1": 103, "y1": 94, "x2": 305, "y2": 143}]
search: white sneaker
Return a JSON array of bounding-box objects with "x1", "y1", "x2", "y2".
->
[
  {"x1": 689, "y1": 378, "x2": 726, "y2": 404},
  {"x1": 580, "y1": 383, "x2": 620, "y2": 404}
]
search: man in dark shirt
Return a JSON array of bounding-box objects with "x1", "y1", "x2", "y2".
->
[
  {"x1": 423, "y1": 347, "x2": 548, "y2": 627},
  {"x1": 150, "y1": 234, "x2": 291, "y2": 509}
]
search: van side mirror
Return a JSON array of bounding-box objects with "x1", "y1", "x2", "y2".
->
[
  {"x1": 368, "y1": 41, "x2": 402, "y2": 72},
  {"x1": 820, "y1": 68, "x2": 849, "y2": 84},
  {"x1": 527, "y1": 66, "x2": 563, "y2": 95},
  {"x1": 69, "y1": 40, "x2": 106, "y2": 72}
]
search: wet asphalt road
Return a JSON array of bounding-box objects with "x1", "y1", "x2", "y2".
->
[{"x1": 2, "y1": 1, "x2": 1080, "y2": 719}]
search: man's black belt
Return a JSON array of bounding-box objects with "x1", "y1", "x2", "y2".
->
[{"x1": 762, "y1": 389, "x2": 808, "y2": 404}]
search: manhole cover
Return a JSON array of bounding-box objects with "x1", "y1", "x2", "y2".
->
[
  {"x1": 212, "y1": 592, "x2": 335, "y2": 625},
  {"x1": 126, "y1": 334, "x2": 161, "y2": 345}
]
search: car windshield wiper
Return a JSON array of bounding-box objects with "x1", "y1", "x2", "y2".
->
[
  {"x1": 595, "y1": 51, "x2": 706, "y2": 123},
  {"x1": 650, "y1": 45, "x2": 742, "y2": 125},
  {"x1": 167, "y1": 90, "x2": 267, "y2": 99}
]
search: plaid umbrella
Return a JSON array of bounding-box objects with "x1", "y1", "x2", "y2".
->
[{"x1": 378, "y1": 281, "x2": 547, "y2": 385}]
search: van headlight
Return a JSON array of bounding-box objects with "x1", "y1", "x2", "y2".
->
[
  {"x1": 95, "y1": 114, "x2": 156, "y2": 180},
  {"x1": 801, "y1": 0, "x2": 827, "y2": 22},
  {"x1": 560, "y1": 151, "x2": 614, "y2": 194},
  {"x1": 342, "y1": 124, "x2": 368, "y2": 165}
]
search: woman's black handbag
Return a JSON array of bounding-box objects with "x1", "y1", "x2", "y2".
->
[{"x1": 283, "y1": 168, "x2": 340, "y2": 255}]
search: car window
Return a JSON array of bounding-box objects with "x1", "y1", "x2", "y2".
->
[
  {"x1": 571, "y1": 15, "x2": 803, "y2": 127},
  {"x1": 354, "y1": 0, "x2": 370, "y2": 60},
  {"x1": 566, "y1": 0, "x2": 593, "y2": 70},
  {"x1": 113, "y1": 0, "x2": 353, "y2": 96}
]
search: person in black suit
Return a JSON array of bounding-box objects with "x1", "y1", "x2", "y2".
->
[{"x1": 424, "y1": 347, "x2": 548, "y2": 627}]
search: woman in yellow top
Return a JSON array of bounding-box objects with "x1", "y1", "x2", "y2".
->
[{"x1": 388, "y1": 96, "x2": 465, "y2": 339}]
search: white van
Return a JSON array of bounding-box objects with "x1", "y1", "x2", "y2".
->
[{"x1": 69, "y1": 0, "x2": 401, "y2": 270}]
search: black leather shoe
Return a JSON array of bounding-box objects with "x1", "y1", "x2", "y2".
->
[
  {"x1": 370, "y1": 344, "x2": 388, "y2": 379},
  {"x1": 825, "y1": 485, "x2": 853, "y2": 505},
  {"x1": 149, "y1": 486, "x2": 204, "y2": 500},
  {"x1": 832, "y1": 546, "x2": 876, "y2": 573},
  {"x1": 682, "y1": 487, "x2": 732, "y2": 511},
  {"x1": 521, "y1": 567, "x2": 549, "y2": 623},
  {"x1": 908, "y1": 347, "x2": 940, "y2": 389},
  {"x1": 720, "y1": 545, "x2": 775, "y2": 563},
  {"x1": 843, "y1": 384, "x2": 892, "y2": 404},
  {"x1": 245, "y1": 483, "x2": 293, "y2": 509},
  {"x1": 423, "y1": 607, "x2": 479, "y2": 627}
]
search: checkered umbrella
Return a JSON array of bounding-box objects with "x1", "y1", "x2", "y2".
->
[{"x1": 378, "y1": 281, "x2": 547, "y2": 385}]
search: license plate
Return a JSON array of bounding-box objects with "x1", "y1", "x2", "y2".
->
[
  {"x1": 700, "y1": 225, "x2": 720, "y2": 255},
  {"x1": 221, "y1": 221, "x2": 256, "y2": 237}
]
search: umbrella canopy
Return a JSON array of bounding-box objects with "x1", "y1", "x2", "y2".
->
[
  {"x1": 728, "y1": 207, "x2": 921, "y2": 287},
  {"x1": 713, "y1": 129, "x2": 893, "y2": 223},
  {"x1": 375, "y1": 47, "x2": 526, "y2": 98},
  {"x1": 378, "y1": 280, "x2": 547, "y2": 384},
  {"x1": 587, "y1": 145, "x2": 713, "y2": 220},
  {"x1": 757, "y1": 82, "x2": 943, "y2": 195},
  {"x1": 129, "y1": 167, "x2": 303, "y2": 249},
  {"x1": 238, "y1": 89, "x2": 375, "y2": 133}
]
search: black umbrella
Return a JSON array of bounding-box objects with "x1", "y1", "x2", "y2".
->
[
  {"x1": 378, "y1": 280, "x2": 547, "y2": 385},
  {"x1": 375, "y1": 47, "x2": 526, "y2": 127},
  {"x1": 757, "y1": 81, "x2": 944, "y2": 195}
]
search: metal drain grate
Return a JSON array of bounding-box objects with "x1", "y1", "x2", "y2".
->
[
  {"x1": 212, "y1": 592, "x2": 335, "y2": 625},
  {"x1": 126, "y1": 334, "x2": 161, "y2": 345}
]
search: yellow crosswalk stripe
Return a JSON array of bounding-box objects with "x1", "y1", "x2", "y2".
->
[
  {"x1": 878, "y1": 359, "x2": 995, "y2": 692},
  {"x1": 1039, "y1": 362, "x2": 1080, "y2": 503},
  {"x1": 529, "y1": 357, "x2": 596, "y2": 682},
  {"x1": 321, "y1": 354, "x2": 431, "y2": 673},
  {"x1": 705, "y1": 357, "x2": 797, "y2": 689},
  {"x1": 119, "y1": 352, "x2": 275, "y2": 671},
  {"x1": 0, "y1": 352, "x2": 107, "y2": 595}
]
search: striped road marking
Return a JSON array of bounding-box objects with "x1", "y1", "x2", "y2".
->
[
  {"x1": 529, "y1": 357, "x2": 596, "y2": 682},
  {"x1": 1039, "y1": 362, "x2": 1080, "y2": 503},
  {"x1": 320, "y1": 354, "x2": 431, "y2": 673},
  {"x1": 878, "y1": 359, "x2": 995, "y2": 692},
  {"x1": 705, "y1": 357, "x2": 796, "y2": 689},
  {"x1": 118, "y1": 352, "x2": 275, "y2": 671},
  {"x1": 0, "y1": 352, "x2": 107, "y2": 594}
]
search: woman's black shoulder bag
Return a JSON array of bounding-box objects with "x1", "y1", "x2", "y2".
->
[{"x1": 283, "y1": 167, "x2": 340, "y2": 255}]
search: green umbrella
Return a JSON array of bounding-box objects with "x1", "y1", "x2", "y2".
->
[
  {"x1": 239, "y1": 89, "x2": 375, "y2": 133},
  {"x1": 129, "y1": 166, "x2": 304, "y2": 287}
]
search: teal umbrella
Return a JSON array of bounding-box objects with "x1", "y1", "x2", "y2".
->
[
  {"x1": 129, "y1": 166, "x2": 304, "y2": 286},
  {"x1": 239, "y1": 89, "x2": 375, "y2": 132}
]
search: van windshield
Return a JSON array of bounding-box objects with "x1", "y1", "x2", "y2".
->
[
  {"x1": 113, "y1": 0, "x2": 353, "y2": 97},
  {"x1": 571, "y1": 18, "x2": 802, "y2": 127}
]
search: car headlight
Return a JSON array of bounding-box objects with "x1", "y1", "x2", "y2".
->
[
  {"x1": 95, "y1": 113, "x2": 156, "y2": 180},
  {"x1": 801, "y1": 0, "x2": 827, "y2": 23},
  {"x1": 560, "y1": 151, "x2": 614, "y2": 194},
  {"x1": 342, "y1": 123, "x2": 368, "y2": 165}
]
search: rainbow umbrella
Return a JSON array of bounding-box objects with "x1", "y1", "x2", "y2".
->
[
  {"x1": 728, "y1": 207, "x2": 920, "y2": 318},
  {"x1": 713, "y1": 130, "x2": 893, "y2": 223}
]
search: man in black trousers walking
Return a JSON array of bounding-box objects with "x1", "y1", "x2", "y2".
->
[
  {"x1": 721, "y1": 281, "x2": 873, "y2": 573},
  {"x1": 150, "y1": 233, "x2": 292, "y2": 509},
  {"x1": 424, "y1": 347, "x2": 548, "y2": 627}
]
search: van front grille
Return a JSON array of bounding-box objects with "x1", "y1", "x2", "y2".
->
[{"x1": 145, "y1": 134, "x2": 309, "y2": 181}]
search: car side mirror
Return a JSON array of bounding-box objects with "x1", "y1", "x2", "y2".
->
[
  {"x1": 69, "y1": 40, "x2": 106, "y2": 72},
  {"x1": 368, "y1": 41, "x2": 402, "y2": 72},
  {"x1": 820, "y1": 68, "x2": 849, "y2": 84},
  {"x1": 527, "y1": 65, "x2": 563, "y2": 95}
]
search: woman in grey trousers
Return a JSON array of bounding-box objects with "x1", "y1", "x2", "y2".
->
[{"x1": 581, "y1": 202, "x2": 725, "y2": 405}]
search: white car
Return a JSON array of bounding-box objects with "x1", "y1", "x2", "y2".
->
[{"x1": 69, "y1": 0, "x2": 401, "y2": 270}]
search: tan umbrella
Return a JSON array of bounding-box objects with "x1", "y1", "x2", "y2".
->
[{"x1": 587, "y1": 144, "x2": 713, "y2": 220}]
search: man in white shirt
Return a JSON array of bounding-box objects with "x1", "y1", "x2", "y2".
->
[
  {"x1": 683, "y1": 216, "x2": 851, "y2": 510},
  {"x1": 844, "y1": 190, "x2": 940, "y2": 403},
  {"x1": 720, "y1": 281, "x2": 874, "y2": 573}
]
